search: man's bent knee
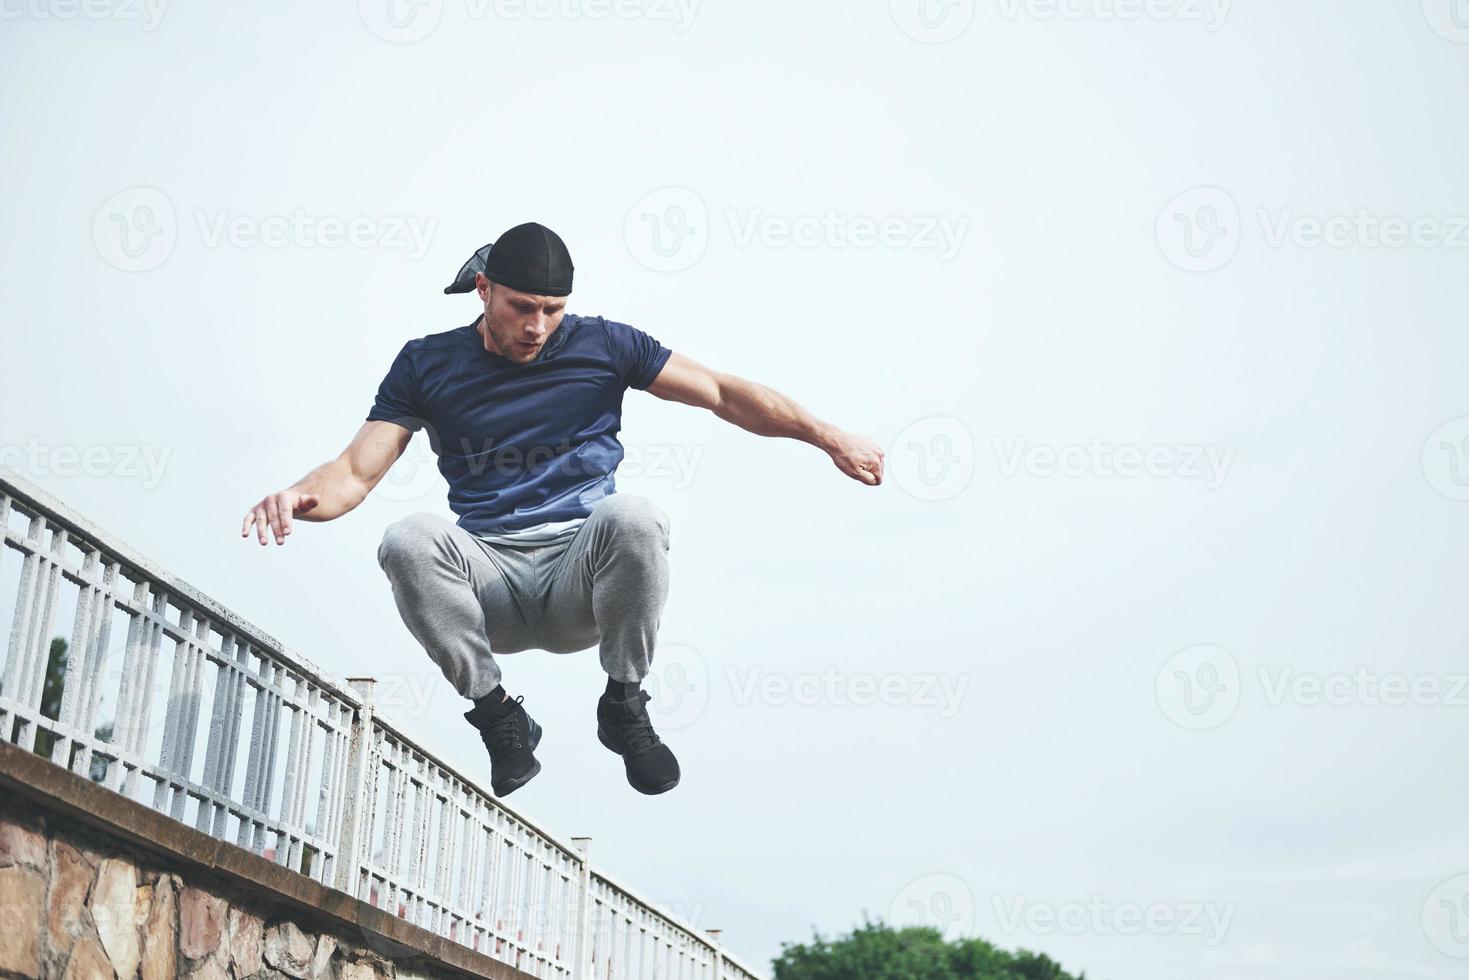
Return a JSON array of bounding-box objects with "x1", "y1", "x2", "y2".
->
[
  {"x1": 593, "y1": 494, "x2": 669, "y2": 544},
  {"x1": 378, "y1": 512, "x2": 451, "y2": 569}
]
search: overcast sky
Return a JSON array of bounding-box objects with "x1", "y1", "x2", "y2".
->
[{"x1": 4, "y1": 2, "x2": 1469, "y2": 978}]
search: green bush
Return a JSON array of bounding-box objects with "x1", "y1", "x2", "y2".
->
[{"x1": 772, "y1": 920, "x2": 1086, "y2": 980}]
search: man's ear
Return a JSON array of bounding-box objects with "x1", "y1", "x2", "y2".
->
[{"x1": 475, "y1": 272, "x2": 492, "y2": 304}]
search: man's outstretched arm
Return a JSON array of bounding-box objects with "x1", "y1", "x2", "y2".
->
[
  {"x1": 240, "y1": 420, "x2": 413, "y2": 545},
  {"x1": 646, "y1": 352, "x2": 885, "y2": 486}
]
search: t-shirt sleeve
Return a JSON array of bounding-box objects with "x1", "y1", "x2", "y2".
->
[
  {"x1": 603, "y1": 318, "x2": 673, "y2": 390},
  {"x1": 365, "y1": 343, "x2": 425, "y2": 431}
]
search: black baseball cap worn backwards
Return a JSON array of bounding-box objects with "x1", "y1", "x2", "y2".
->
[{"x1": 444, "y1": 222, "x2": 575, "y2": 297}]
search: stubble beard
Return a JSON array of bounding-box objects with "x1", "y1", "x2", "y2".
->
[{"x1": 481, "y1": 309, "x2": 540, "y2": 365}]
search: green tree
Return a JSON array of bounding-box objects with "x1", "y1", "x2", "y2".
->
[
  {"x1": 773, "y1": 921, "x2": 1087, "y2": 980},
  {"x1": 39, "y1": 636, "x2": 68, "y2": 719},
  {"x1": 36, "y1": 636, "x2": 117, "y2": 782},
  {"x1": 34, "y1": 635, "x2": 70, "y2": 760}
]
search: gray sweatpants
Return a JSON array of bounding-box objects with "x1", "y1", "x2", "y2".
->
[{"x1": 376, "y1": 494, "x2": 671, "y2": 701}]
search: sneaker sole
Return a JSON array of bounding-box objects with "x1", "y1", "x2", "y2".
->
[
  {"x1": 491, "y1": 720, "x2": 543, "y2": 798},
  {"x1": 492, "y1": 760, "x2": 540, "y2": 798},
  {"x1": 597, "y1": 727, "x2": 680, "y2": 795}
]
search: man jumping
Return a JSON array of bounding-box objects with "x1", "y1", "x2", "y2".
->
[{"x1": 240, "y1": 222, "x2": 884, "y2": 797}]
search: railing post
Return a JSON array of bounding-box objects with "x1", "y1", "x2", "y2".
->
[
  {"x1": 334, "y1": 677, "x2": 378, "y2": 897},
  {"x1": 571, "y1": 836, "x2": 593, "y2": 980},
  {"x1": 707, "y1": 929, "x2": 724, "y2": 980}
]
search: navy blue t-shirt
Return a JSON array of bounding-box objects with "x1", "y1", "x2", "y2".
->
[{"x1": 366, "y1": 314, "x2": 672, "y2": 534}]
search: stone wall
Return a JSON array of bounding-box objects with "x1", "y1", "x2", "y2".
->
[
  {"x1": 0, "y1": 805, "x2": 444, "y2": 980},
  {"x1": 0, "y1": 740, "x2": 534, "y2": 980}
]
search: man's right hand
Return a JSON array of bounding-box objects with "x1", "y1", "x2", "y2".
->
[
  {"x1": 241, "y1": 490, "x2": 321, "y2": 546},
  {"x1": 238, "y1": 421, "x2": 413, "y2": 545}
]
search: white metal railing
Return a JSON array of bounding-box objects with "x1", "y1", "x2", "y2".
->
[{"x1": 0, "y1": 469, "x2": 765, "y2": 980}]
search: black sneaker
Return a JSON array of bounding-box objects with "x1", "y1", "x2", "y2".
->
[
  {"x1": 464, "y1": 690, "x2": 543, "y2": 797},
  {"x1": 596, "y1": 687, "x2": 680, "y2": 795}
]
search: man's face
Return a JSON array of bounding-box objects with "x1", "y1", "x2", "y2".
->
[{"x1": 475, "y1": 273, "x2": 568, "y2": 364}]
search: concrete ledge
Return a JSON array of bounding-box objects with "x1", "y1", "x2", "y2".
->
[{"x1": 0, "y1": 739, "x2": 538, "y2": 980}]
